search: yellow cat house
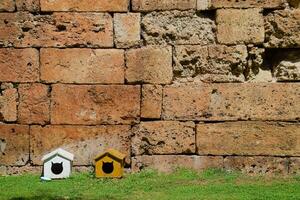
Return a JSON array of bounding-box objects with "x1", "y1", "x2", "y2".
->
[{"x1": 94, "y1": 149, "x2": 126, "y2": 178}]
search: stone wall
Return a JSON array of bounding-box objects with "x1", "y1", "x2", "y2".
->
[{"x1": 0, "y1": 0, "x2": 299, "y2": 175}]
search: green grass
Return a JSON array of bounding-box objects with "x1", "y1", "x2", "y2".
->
[{"x1": 1, "y1": 169, "x2": 300, "y2": 200}]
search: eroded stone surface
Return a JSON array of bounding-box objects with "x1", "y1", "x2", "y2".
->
[
  {"x1": 0, "y1": 0, "x2": 15, "y2": 11},
  {"x1": 30, "y1": 125, "x2": 131, "y2": 165},
  {"x1": 211, "y1": 0, "x2": 285, "y2": 8},
  {"x1": 132, "y1": 0, "x2": 196, "y2": 11},
  {"x1": 289, "y1": 158, "x2": 300, "y2": 174},
  {"x1": 51, "y1": 84, "x2": 140, "y2": 125},
  {"x1": 16, "y1": 0, "x2": 40, "y2": 12},
  {"x1": 0, "y1": 84, "x2": 17, "y2": 122},
  {"x1": 275, "y1": 61, "x2": 300, "y2": 82},
  {"x1": 265, "y1": 10, "x2": 300, "y2": 48},
  {"x1": 0, "y1": 125, "x2": 29, "y2": 166},
  {"x1": 142, "y1": 10, "x2": 215, "y2": 45},
  {"x1": 163, "y1": 83, "x2": 300, "y2": 121},
  {"x1": 141, "y1": 85, "x2": 162, "y2": 119},
  {"x1": 132, "y1": 155, "x2": 223, "y2": 173},
  {"x1": 0, "y1": 12, "x2": 113, "y2": 47},
  {"x1": 174, "y1": 45, "x2": 247, "y2": 82},
  {"x1": 132, "y1": 121, "x2": 195, "y2": 155},
  {"x1": 224, "y1": 156, "x2": 289, "y2": 175},
  {"x1": 126, "y1": 46, "x2": 173, "y2": 84},
  {"x1": 18, "y1": 84, "x2": 50, "y2": 125},
  {"x1": 41, "y1": 48, "x2": 125, "y2": 84},
  {"x1": 0, "y1": 48, "x2": 39, "y2": 82},
  {"x1": 197, "y1": 122, "x2": 300, "y2": 156},
  {"x1": 217, "y1": 9, "x2": 264, "y2": 44}
]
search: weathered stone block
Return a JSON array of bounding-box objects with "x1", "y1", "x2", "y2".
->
[
  {"x1": 16, "y1": 0, "x2": 40, "y2": 12},
  {"x1": 132, "y1": 121, "x2": 195, "y2": 155},
  {"x1": 30, "y1": 125, "x2": 131, "y2": 165},
  {"x1": 18, "y1": 84, "x2": 50, "y2": 125},
  {"x1": 216, "y1": 9, "x2": 264, "y2": 44},
  {"x1": 41, "y1": 48, "x2": 125, "y2": 84},
  {"x1": 125, "y1": 46, "x2": 173, "y2": 84},
  {"x1": 0, "y1": 48, "x2": 39, "y2": 82},
  {"x1": 265, "y1": 10, "x2": 300, "y2": 48},
  {"x1": 141, "y1": 85, "x2": 162, "y2": 119},
  {"x1": 0, "y1": 0, "x2": 15, "y2": 11},
  {"x1": 211, "y1": 0, "x2": 285, "y2": 8},
  {"x1": 51, "y1": 84, "x2": 140, "y2": 125},
  {"x1": 174, "y1": 45, "x2": 247, "y2": 82},
  {"x1": 114, "y1": 13, "x2": 141, "y2": 48},
  {"x1": 41, "y1": 0, "x2": 128, "y2": 11},
  {"x1": 142, "y1": 10, "x2": 215, "y2": 45},
  {"x1": 197, "y1": 122, "x2": 300, "y2": 156},
  {"x1": 0, "y1": 12, "x2": 113, "y2": 47},
  {"x1": 275, "y1": 61, "x2": 300, "y2": 82},
  {"x1": 0, "y1": 125, "x2": 29, "y2": 166},
  {"x1": 132, "y1": 155, "x2": 223, "y2": 173},
  {"x1": 288, "y1": 0, "x2": 300, "y2": 7},
  {"x1": 163, "y1": 83, "x2": 300, "y2": 121},
  {"x1": 224, "y1": 156, "x2": 289, "y2": 175},
  {"x1": 289, "y1": 158, "x2": 300, "y2": 174},
  {"x1": 197, "y1": 0, "x2": 211, "y2": 10},
  {"x1": 132, "y1": 0, "x2": 196, "y2": 11},
  {"x1": 0, "y1": 84, "x2": 17, "y2": 122}
]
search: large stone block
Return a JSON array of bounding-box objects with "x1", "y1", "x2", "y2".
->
[
  {"x1": 142, "y1": 10, "x2": 215, "y2": 45},
  {"x1": 211, "y1": 0, "x2": 285, "y2": 8},
  {"x1": 0, "y1": 0, "x2": 15, "y2": 11},
  {"x1": 114, "y1": 13, "x2": 141, "y2": 48},
  {"x1": 18, "y1": 84, "x2": 50, "y2": 125},
  {"x1": 0, "y1": 48, "x2": 39, "y2": 82},
  {"x1": 163, "y1": 83, "x2": 300, "y2": 121},
  {"x1": 132, "y1": 155, "x2": 223, "y2": 173},
  {"x1": 141, "y1": 85, "x2": 163, "y2": 119},
  {"x1": 51, "y1": 84, "x2": 140, "y2": 125},
  {"x1": 197, "y1": 122, "x2": 300, "y2": 156},
  {"x1": 41, "y1": 48, "x2": 125, "y2": 84},
  {"x1": 0, "y1": 125, "x2": 29, "y2": 166},
  {"x1": 41, "y1": 0, "x2": 128, "y2": 11},
  {"x1": 216, "y1": 9, "x2": 264, "y2": 44},
  {"x1": 16, "y1": 0, "x2": 40, "y2": 12},
  {"x1": 0, "y1": 12, "x2": 113, "y2": 47},
  {"x1": 0, "y1": 84, "x2": 17, "y2": 122},
  {"x1": 132, "y1": 121, "x2": 196, "y2": 155},
  {"x1": 265, "y1": 10, "x2": 300, "y2": 48},
  {"x1": 125, "y1": 46, "x2": 173, "y2": 84},
  {"x1": 174, "y1": 45, "x2": 247, "y2": 82},
  {"x1": 30, "y1": 125, "x2": 131, "y2": 165},
  {"x1": 224, "y1": 156, "x2": 289, "y2": 175},
  {"x1": 132, "y1": 0, "x2": 196, "y2": 11}
]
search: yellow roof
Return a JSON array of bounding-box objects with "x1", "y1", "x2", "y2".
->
[{"x1": 95, "y1": 148, "x2": 126, "y2": 162}]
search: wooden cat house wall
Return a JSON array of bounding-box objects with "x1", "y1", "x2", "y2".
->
[
  {"x1": 42, "y1": 148, "x2": 74, "y2": 179},
  {"x1": 94, "y1": 149, "x2": 126, "y2": 178}
]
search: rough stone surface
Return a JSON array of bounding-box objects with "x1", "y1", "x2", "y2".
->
[
  {"x1": 132, "y1": 121, "x2": 196, "y2": 155},
  {"x1": 132, "y1": 155, "x2": 223, "y2": 173},
  {"x1": 211, "y1": 0, "x2": 285, "y2": 8},
  {"x1": 224, "y1": 156, "x2": 289, "y2": 175},
  {"x1": 41, "y1": 0, "x2": 128, "y2": 11},
  {"x1": 132, "y1": 0, "x2": 196, "y2": 11},
  {"x1": 289, "y1": 0, "x2": 300, "y2": 7},
  {"x1": 141, "y1": 85, "x2": 163, "y2": 119},
  {"x1": 30, "y1": 125, "x2": 131, "y2": 165},
  {"x1": 0, "y1": 84, "x2": 17, "y2": 122},
  {"x1": 6, "y1": 165, "x2": 42, "y2": 175},
  {"x1": 274, "y1": 61, "x2": 300, "y2": 82},
  {"x1": 163, "y1": 83, "x2": 300, "y2": 121},
  {"x1": 197, "y1": 0, "x2": 211, "y2": 10},
  {"x1": 51, "y1": 84, "x2": 140, "y2": 125},
  {"x1": 216, "y1": 9, "x2": 264, "y2": 45},
  {"x1": 114, "y1": 13, "x2": 141, "y2": 48},
  {"x1": 16, "y1": 0, "x2": 40, "y2": 12},
  {"x1": 289, "y1": 158, "x2": 300, "y2": 174},
  {"x1": 0, "y1": 48, "x2": 39, "y2": 82},
  {"x1": 41, "y1": 48, "x2": 125, "y2": 84},
  {"x1": 18, "y1": 84, "x2": 50, "y2": 125},
  {"x1": 265, "y1": 10, "x2": 300, "y2": 48},
  {"x1": 0, "y1": 12, "x2": 113, "y2": 47},
  {"x1": 174, "y1": 45, "x2": 247, "y2": 82},
  {"x1": 0, "y1": 125, "x2": 29, "y2": 166},
  {"x1": 0, "y1": 0, "x2": 15, "y2": 11},
  {"x1": 125, "y1": 46, "x2": 173, "y2": 84},
  {"x1": 142, "y1": 10, "x2": 215, "y2": 45},
  {"x1": 197, "y1": 122, "x2": 300, "y2": 156}
]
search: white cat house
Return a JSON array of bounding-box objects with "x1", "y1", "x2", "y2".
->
[{"x1": 42, "y1": 148, "x2": 74, "y2": 179}]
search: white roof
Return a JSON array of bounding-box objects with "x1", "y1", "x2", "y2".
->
[{"x1": 42, "y1": 148, "x2": 74, "y2": 162}]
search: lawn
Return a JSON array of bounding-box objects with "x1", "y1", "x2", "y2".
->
[{"x1": 0, "y1": 169, "x2": 300, "y2": 200}]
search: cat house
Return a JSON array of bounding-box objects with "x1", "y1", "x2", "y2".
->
[
  {"x1": 42, "y1": 148, "x2": 74, "y2": 179},
  {"x1": 94, "y1": 149, "x2": 126, "y2": 178}
]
